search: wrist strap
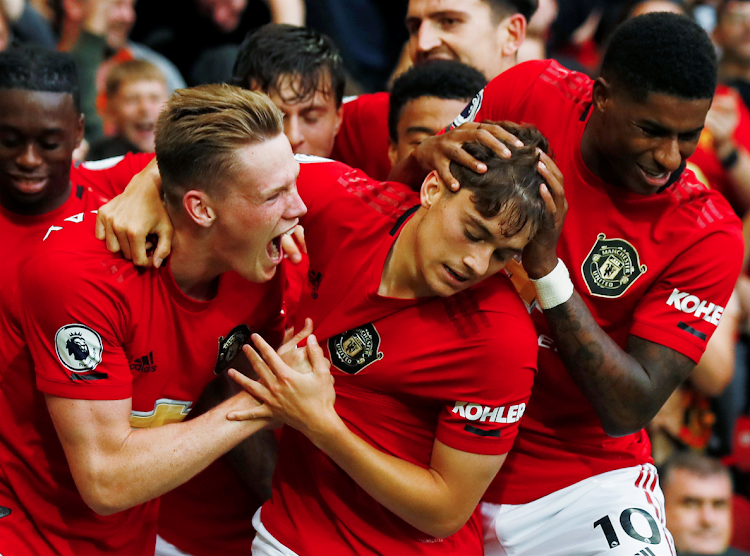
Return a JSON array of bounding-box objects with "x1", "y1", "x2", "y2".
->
[{"x1": 530, "y1": 259, "x2": 575, "y2": 309}]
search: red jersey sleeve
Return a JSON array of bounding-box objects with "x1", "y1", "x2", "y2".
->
[
  {"x1": 331, "y1": 93, "x2": 393, "y2": 181},
  {"x1": 450, "y1": 60, "x2": 552, "y2": 129},
  {"x1": 435, "y1": 293, "x2": 538, "y2": 455},
  {"x1": 630, "y1": 224, "x2": 743, "y2": 363},
  {"x1": 18, "y1": 248, "x2": 133, "y2": 401},
  {"x1": 73, "y1": 152, "x2": 155, "y2": 200}
]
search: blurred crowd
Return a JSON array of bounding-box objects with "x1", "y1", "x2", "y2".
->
[{"x1": 4, "y1": 0, "x2": 750, "y2": 554}]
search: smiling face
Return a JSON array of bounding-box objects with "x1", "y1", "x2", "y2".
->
[
  {"x1": 0, "y1": 89, "x2": 83, "y2": 214},
  {"x1": 411, "y1": 173, "x2": 534, "y2": 297},
  {"x1": 208, "y1": 134, "x2": 306, "y2": 283},
  {"x1": 405, "y1": 0, "x2": 521, "y2": 79},
  {"x1": 664, "y1": 469, "x2": 733, "y2": 554},
  {"x1": 264, "y1": 73, "x2": 342, "y2": 158},
  {"x1": 108, "y1": 78, "x2": 168, "y2": 153},
  {"x1": 592, "y1": 84, "x2": 710, "y2": 195}
]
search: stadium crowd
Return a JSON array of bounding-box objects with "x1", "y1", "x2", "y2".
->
[{"x1": 0, "y1": 0, "x2": 750, "y2": 555}]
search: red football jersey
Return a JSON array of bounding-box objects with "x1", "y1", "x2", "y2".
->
[
  {"x1": 688, "y1": 84, "x2": 750, "y2": 215},
  {"x1": 0, "y1": 157, "x2": 284, "y2": 556},
  {"x1": 257, "y1": 156, "x2": 539, "y2": 555},
  {"x1": 331, "y1": 92, "x2": 393, "y2": 180},
  {"x1": 453, "y1": 59, "x2": 744, "y2": 504},
  {"x1": 0, "y1": 156, "x2": 130, "y2": 289}
]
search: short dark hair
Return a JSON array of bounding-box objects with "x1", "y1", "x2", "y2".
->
[
  {"x1": 449, "y1": 121, "x2": 552, "y2": 237},
  {"x1": 0, "y1": 44, "x2": 81, "y2": 112},
  {"x1": 486, "y1": 0, "x2": 539, "y2": 21},
  {"x1": 389, "y1": 60, "x2": 487, "y2": 142},
  {"x1": 600, "y1": 12, "x2": 716, "y2": 102},
  {"x1": 231, "y1": 23, "x2": 346, "y2": 107},
  {"x1": 659, "y1": 451, "x2": 732, "y2": 490}
]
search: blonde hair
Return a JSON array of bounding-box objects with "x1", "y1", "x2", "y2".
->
[
  {"x1": 155, "y1": 84, "x2": 284, "y2": 208},
  {"x1": 105, "y1": 59, "x2": 166, "y2": 99}
]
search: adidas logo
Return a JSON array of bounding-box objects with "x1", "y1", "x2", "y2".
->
[{"x1": 130, "y1": 351, "x2": 157, "y2": 373}]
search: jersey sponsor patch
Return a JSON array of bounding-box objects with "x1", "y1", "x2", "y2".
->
[
  {"x1": 54, "y1": 324, "x2": 105, "y2": 377},
  {"x1": 451, "y1": 88, "x2": 484, "y2": 128},
  {"x1": 451, "y1": 401, "x2": 526, "y2": 424},
  {"x1": 328, "y1": 323, "x2": 384, "y2": 374},
  {"x1": 215, "y1": 324, "x2": 252, "y2": 374},
  {"x1": 130, "y1": 398, "x2": 193, "y2": 428},
  {"x1": 666, "y1": 288, "x2": 724, "y2": 326},
  {"x1": 582, "y1": 234, "x2": 647, "y2": 298}
]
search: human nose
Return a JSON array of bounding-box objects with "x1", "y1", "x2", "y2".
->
[
  {"x1": 284, "y1": 116, "x2": 304, "y2": 152},
  {"x1": 654, "y1": 137, "x2": 683, "y2": 172},
  {"x1": 285, "y1": 187, "x2": 307, "y2": 221},
  {"x1": 415, "y1": 21, "x2": 441, "y2": 54},
  {"x1": 463, "y1": 245, "x2": 493, "y2": 278},
  {"x1": 16, "y1": 143, "x2": 42, "y2": 169}
]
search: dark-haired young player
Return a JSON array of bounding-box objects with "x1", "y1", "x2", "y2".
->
[
  {"x1": 0, "y1": 45, "x2": 122, "y2": 288},
  {"x1": 333, "y1": 0, "x2": 538, "y2": 180},
  {"x1": 94, "y1": 121, "x2": 563, "y2": 554},
  {"x1": 388, "y1": 59, "x2": 487, "y2": 166},
  {"x1": 0, "y1": 85, "x2": 303, "y2": 556},
  {"x1": 396, "y1": 12, "x2": 744, "y2": 556},
  {"x1": 231, "y1": 23, "x2": 346, "y2": 159}
]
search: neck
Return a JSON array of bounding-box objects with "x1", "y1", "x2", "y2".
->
[
  {"x1": 378, "y1": 209, "x2": 430, "y2": 299},
  {"x1": 169, "y1": 227, "x2": 224, "y2": 301},
  {"x1": 580, "y1": 115, "x2": 611, "y2": 184}
]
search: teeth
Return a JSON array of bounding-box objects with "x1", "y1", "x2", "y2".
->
[
  {"x1": 283, "y1": 228, "x2": 296, "y2": 236},
  {"x1": 269, "y1": 238, "x2": 280, "y2": 259}
]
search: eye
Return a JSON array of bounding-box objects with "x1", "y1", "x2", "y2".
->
[
  {"x1": 464, "y1": 230, "x2": 480, "y2": 242},
  {"x1": 439, "y1": 16, "x2": 460, "y2": 30},
  {"x1": 40, "y1": 141, "x2": 61, "y2": 150}
]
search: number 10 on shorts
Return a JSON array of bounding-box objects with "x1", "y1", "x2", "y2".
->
[{"x1": 594, "y1": 508, "x2": 661, "y2": 550}]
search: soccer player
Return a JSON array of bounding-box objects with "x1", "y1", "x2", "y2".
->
[
  {"x1": 0, "y1": 84, "x2": 305, "y2": 556},
  {"x1": 393, "y1": 12, "x2": 744, "y2": 556},
  {"x1": 95, "y1": 120, "x2": 563, "y2": 554},
  {"x1": 231, "y1": 23, "x2": 345, "y2": 159},
  {"x1": 0, "y1": 45, "x2": 122, "y2": 287},
  {"x1": 388, "y1": 59, "x2": 487, "y2": 167},
  {"x1": 333, "y1": 0, "x2": 538, "y2": 180}
]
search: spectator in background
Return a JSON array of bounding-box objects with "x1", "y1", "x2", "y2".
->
[
  {"x1": 128, "y1": 0, "x2": 304, "y2": 86},
  {"x1": 387, "y1": 60, "x2": 487, "y2": 166},
  {"x1": 0, "y1": 0, "x2": 57, "y2": 49},
  {"x1": 55, "y1": 0, "x2": 185, "y2": 145},
  {"x1": 714, "y1": 0, "x2": 750, "y2": 111},
  {"x1": 332, "y1": 0, "x2": 538, "y2": 182},
  {"x1": 661, "y1": 452, "x2": 750, "y2": 556},
  {"x1": 87, "y1": 59, "x2": 168, "y2": 161}
]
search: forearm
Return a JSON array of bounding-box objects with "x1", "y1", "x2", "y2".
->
[
  {"x1": 387, "y1": 152, "x2": 429, "y2": 191},
  {"x1": 264, "y1": 0, "x2": 305, "y2": 25},
  {"x1": 544, "y1": 292, "x2": 687, "y2": 436},
  {"x1": 308, "y1": 418, "x2": 485, "y2": 538},
  {"x1": 59, "y1": 393, "x2": 268, "y2": 515}
]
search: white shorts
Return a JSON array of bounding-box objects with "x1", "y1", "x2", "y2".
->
[
  {"x1": 251, "y1": 508, "x2": 300, "y2": 556},
  {"x1": 481, "y1": 464, "x2": 676, "y2": 556},
  {"x1": 154, "y1": 535, "x2": 193, "y2": 556}
]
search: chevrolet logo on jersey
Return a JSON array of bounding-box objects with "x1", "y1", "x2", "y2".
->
[
  {"x1": 582, "y1": 234, "x2": 647, "y2": 298},
  {"x1": 328, "y1": 323, "x2": 384, "y2": 374}
]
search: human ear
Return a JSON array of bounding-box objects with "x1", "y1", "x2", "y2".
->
[
  {"x1": 420, "y1": 170, "x2": 445, "y2": 209},
  {"x1": 183, "y1": 190, "x2": 216, "y2": 227},
  {"x1": 500, "y1": 14, "x2": 526, "y2": 57}
]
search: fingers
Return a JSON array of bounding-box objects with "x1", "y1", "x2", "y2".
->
[
  {"x1": 306, "y1": 335, "x2": 331, "y2": 376},
  {"x1": 152, "y1": 221, "x2": 173, "y2": 269},
  {"x1": 126, "y1": 228, "x2": 149, "y2": 267},
  {"x1": 242, "y1": 343, "x2": 277, "y2": 385},
  {"x1": 278, "y1": 318, "x2": 313, "y2": 355},
  {"x1": 281, "y1": 233, "x2": 302, "y2": 265},
  {"x1": 103, "y1": 216, "x2": 122, "y2": 255},
  {"x1": 292, "y1": 225, "x2": 307, "y2": 255},
  {"x1": 94, "y1": 210, "x2": 106, "y2": 240}
]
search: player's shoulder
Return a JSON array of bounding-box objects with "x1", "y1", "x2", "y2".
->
[
  {"x1": 296, "y1": 154, "x2": 417, "y2": 220},
  {"x1": 667, "y1": 167, "x2": 743, "y2": 236},
  {"x1": 341, "y1": 91, "x2": 390, "y2": 114},
  {"x1": 492, "y1": 59, "x2": 592, "y2": 98}
]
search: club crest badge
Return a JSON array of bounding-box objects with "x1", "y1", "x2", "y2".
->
[
  {"x1": 582, "y1": 234, "x2": 647, "y2": 298},
  {"x1": 215, "y1": 324, "x2": 252, "y2": 374},
  {"x1": 55, "y1": 324, "x2": 106, "y2": 380},
  {"x1": 328, "y1": 323, "x2": 384, "y2": 375}
]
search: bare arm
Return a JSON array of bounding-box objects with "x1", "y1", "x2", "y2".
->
[
  {"x1": 228, "y1": 334, "x2": 506, "y2": 538},
  {"x1": 262, "y1": 0, "x2": 304, "y2": 25},
  {"x1": 47, "y1": 390, "x2": 270, "y2": 516}
]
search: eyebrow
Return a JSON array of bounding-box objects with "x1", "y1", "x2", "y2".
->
[
  {"x1": 404, "y1": 126, "x2": 435, "y2": 135},
  {"x1": 638, "y1": 120, "x2": 704, "y2": 137}
]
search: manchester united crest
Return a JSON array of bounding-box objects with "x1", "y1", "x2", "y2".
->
[
  {"x1": 328, "y1": 324, "x2": 384, "y2": 375},
  {"x1": 582, "y1": 234, "x2": 647, "y2": 298},
  {"x1": 215, "y1": 324, "x2": 252, "y2": 374}
]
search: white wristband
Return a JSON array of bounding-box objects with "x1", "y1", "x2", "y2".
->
[{"x1": 530, "y1": 259, "x2": 575, "y2": 309}]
